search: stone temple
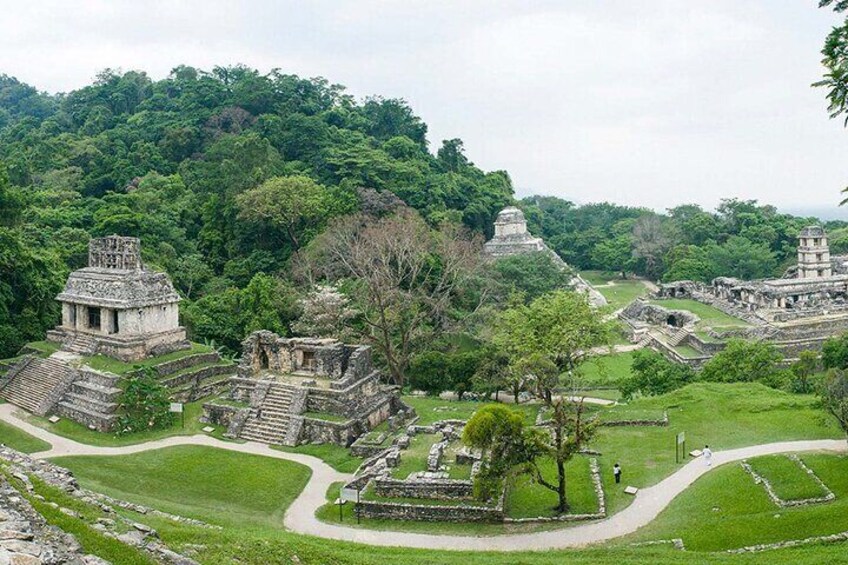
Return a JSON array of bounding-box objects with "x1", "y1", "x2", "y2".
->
[
  {"x1": 47, "y1": 235, "x2": 189, "y2": 361},
  {"x1": 201, "y1": 330, "x2": 409, "y2": 447},
  {"x1": 622, "y1": 225, "x2": 848, "y2": 366},
  {"x1": 483, "y1": 206, "x2": 607, "y2": 307},
  {"x1": 1, "y1": 236, "x2": 233, "y2": 431}
]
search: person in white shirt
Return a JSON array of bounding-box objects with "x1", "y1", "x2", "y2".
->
[{"x1": 703, "y1": 445, "x2": 713, "y2": 467}]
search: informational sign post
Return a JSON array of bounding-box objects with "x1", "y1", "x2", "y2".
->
[
  {"x1": 170, "y1": 402, "x2": 185, "y2": 428},
  {"x1": 675, "y1": 431, "x2": 686, "y2": 464}
]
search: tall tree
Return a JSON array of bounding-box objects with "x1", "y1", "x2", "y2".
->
[
  {"x1": 301, "y1": 210, "x2": 485, "y2": 385},
  {"x1": 235, "y1": 175, "x2": 329, "y2": 251}
]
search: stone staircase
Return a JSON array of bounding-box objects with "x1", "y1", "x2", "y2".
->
[
  {"x1": 0, "y1": 357, "x2": 78, "y2": 416},
  {"x1": 62, "y1": 333, "x2": 99, "y2": 355},
  {"x1": 667, "y1": 328, "x2": 690, "y2": 347},
  {"x1": 239, "y1": 383, "x2": 299, "y2": 445},
  {"x1": 55, "y1": 369, "x2": 120, "y2": 432}
]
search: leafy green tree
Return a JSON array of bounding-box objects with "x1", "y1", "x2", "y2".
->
[
  {"x1": 700, "y1": 339, "x2": 789, "y2": 388},
  {"x1": 236, "y1": 175, "x2": 330, "y2": 252},
  {"x1": 116, "y1": 367, "x2": 175, "y2": 435},
  {"x1": 492, "y1": 252, "x2": 571, "y2": 301},
  {"x1": 462, "y1": 404, "x2": 527, "y2": 479},
  {"x1": 822, "y1": 334, "x2": 848, "y2": 369},
  {"x1": 523, "y1": 399, "x2": 598, "y2": 513},
  {"x1": 620, "y1": 349, "x2": 696, "y2": 399},
  {"x1": 789, "y1": 350, "x2": 820, "y2": 394},
  {"x1": 592, "y1": 235, "x2": 633, "y2": 278},
  {"x1": 821, "y1": 368, "x2": 848, "y2": 435},
  {"x1": 492, "y1": 290, "x2": 612, "y2": 374}
]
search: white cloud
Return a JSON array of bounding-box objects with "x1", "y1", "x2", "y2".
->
[{"x1": 0, "y1": 0, "x2": 847, "y2": 212}]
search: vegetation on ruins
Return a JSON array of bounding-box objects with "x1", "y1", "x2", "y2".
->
[{"x1": 116, "y1": 367, "x2": 175, "y2": 435}]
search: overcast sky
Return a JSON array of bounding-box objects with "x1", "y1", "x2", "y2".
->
[{"x1": 2, "y1": 0, "x2": 848, "y2": 216}]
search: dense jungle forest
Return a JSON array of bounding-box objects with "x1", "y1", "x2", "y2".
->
[{"x1": 1, "y1": 65, "x2": 846, "y2": 365}]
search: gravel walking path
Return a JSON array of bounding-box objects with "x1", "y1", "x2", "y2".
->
[{"x1": 0, "y1": 403, "x2": 844, "y2": 551}]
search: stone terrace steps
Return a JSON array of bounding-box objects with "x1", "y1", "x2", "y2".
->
[
  {"x1": 63, "y1": 333, "x2": 99, "y2": 355},
  {"x1": 239, "y1": 384, "x2": 295, "y2": 445},
  {"x1": 0, "y1": 357, "x2": 76, "y2": 415},
  {"x1": 667, "y1": 328, "x2": 690, "y2": 347},
  {"x1": 56, "y1": 369, "x2": 122, "y2": 432}
]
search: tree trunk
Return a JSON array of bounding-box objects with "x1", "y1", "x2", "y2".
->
[{"x1": 556, "y1": 459, "x2": 568, "y2": 513}]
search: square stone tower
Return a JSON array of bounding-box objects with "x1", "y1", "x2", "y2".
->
[
  {"x1": 797, "y1": 226, "x2": 831, "y2": 279},
  {"x1": 47, "y1": 235, "x2": 189, "y2": 360}
]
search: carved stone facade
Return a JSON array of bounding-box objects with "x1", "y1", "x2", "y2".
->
[
  {"x1": 483, "y1": 207, "x2": 607, "y2": 307},
  {"x1": 213, "y1": 330, "x2": 405, "y2": 447},
  {"x1": 47, "y1": 235, "x2": 189, "y2": 361}
]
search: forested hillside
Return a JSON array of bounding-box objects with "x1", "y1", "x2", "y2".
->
[
  {"x1": 1, "y1": 64, "x2": 846, "y2": 364},
  {"x1": 0, "y1": 66, "x2": 514, "y2": 358}
]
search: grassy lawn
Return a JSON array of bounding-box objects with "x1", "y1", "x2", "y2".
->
[
  {"x1": 748, "y1": 455, "x2": 828, "y2": 501},
  {"x1": 23, "y1": 340, "x2": 61, "y2": 357},
  {"x1": 596, "y1": 407, "x2": 665, "y2": 424},
  {"x1": 674, "y1": 344, "x2": 705, "y2": 358},
  {"x1": 578, "y1": 388, "x2": 622, "y2": 401},
  {"x1": 51, "y1": 445, "x2": 311, "y2": 529},
  {"x1": 577, "y1": 351, "x2": 634, "y2": 387},
  {"x1": 628, "y1": 453, "x2": 848, "y2": 552},
  {"x1": 649, "y1": 298, "x2": 749, "y2": 329},
  {"x1": 579, "y1": 270, "x2": 620, "y2": 286},
  {"x1": 274, "y1": 442, "x2": 364, "y2": 473},
  {"x1": 44, "y1": 434, "x2": 848, "y2": 563},
  {"x1": 82, "y1": 342, "x2": 215, "y2": 374},
  {"x1": 403, "y1": 395, "x2": 539, "y2": 426},
  {"x1": 506, "y1": 455, "x2": 599, "y2": 518},
  {"x1": 597, "y1": 280, "x2": 649, "y2": 310},
  {"x1": 392, "y1": 433, "x2": 440, "y2": 479},
  {"x1": 26, "y1": 396, "x2": 231, "y2": 447},
  {"x1": 0, "y1": 419, "x2": 51, "y2": 453},
  {"x1": 594, "y1": 382, "x2": 841, "y2": 516}
]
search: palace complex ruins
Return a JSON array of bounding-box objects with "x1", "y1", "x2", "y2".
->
[
  {"x1": 484, "y1": 206, "x2": 607, "y2": 306},
  {"x1": 622, "y1": 225, "x2": 848, "y2": 366}
]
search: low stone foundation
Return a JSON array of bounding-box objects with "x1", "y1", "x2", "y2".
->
[
  {"x1": 373, "y1": 477, "x2": 474, "y2": 500},
  {"x1": 741, "y1": 455, "x2": 835, "y2": 508},
  {"x1": 356, "y1": 499, "x2": 503, "y2": 522}
]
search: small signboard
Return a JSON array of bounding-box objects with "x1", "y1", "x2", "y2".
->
[
  {"x1": 340, "y1": 487, "x2": 359, "y2": 503},
  {"x1": 169, "y1": 402, "x2": 183, "y2": 413},
  {"x1": 675, "y1": 431, "x2": 686, "y2": 464},
  {"x1": 624, "y1": 486, "x2": 639, "y2": 495}
]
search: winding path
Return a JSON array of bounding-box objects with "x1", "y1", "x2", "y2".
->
[{"x1": 0, "y1": 403, "x2": 844, "y2": 551}]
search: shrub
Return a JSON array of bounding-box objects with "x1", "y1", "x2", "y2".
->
[
  {"x1": 822, "y1": 334, "x2": 848, "y2": 370},
  {"x1": 620, "y1": 349, "x2": 696, "y2": 399},
  {"x1": 700, "y1": 339, "x2": 789, "y2": 388},
  {"x1": 116, "y1": 366, "x2": 175, "y2": 435}
]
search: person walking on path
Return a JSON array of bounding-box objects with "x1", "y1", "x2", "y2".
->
[
  {"x1": 703, "y1": 445, "x2": 712, "y2": 467},
  {"x1": 613, "y1": 463, "x2": 622, "y2": 484}
]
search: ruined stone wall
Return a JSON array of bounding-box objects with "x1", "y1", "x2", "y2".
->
[
  {"x1": 373, "y1": 477, "x2": 474, "y2": 500},
  {"x1": 356, "y1": 500, "x2": 503, "y2": 523},
  {"x1": 305, "y1": 372, "x2": 385, "y2": 417}
]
